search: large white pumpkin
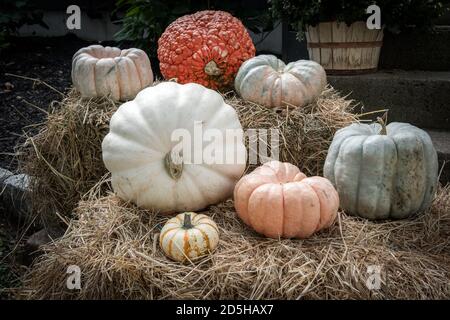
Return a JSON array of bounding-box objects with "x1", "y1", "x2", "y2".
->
[
  {"x1": 102, "y1": 82, "x2": 247, "y2": 213},
  {"x1": 324, "y1": 121, "x2": 439, "y2": 220},
  {"x1": 71, "y1": 45, "x2": 153, "y2": 101},
  {"x1": 234, "y1": 54, "x2": 327, "y2": 108}
]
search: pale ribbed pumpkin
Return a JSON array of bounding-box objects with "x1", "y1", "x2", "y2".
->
[
  {"x1": 234, "y1": 161, "x2": 339, "y2": 239},
  {"x1": 324, "y1": 119, "x2": 439, "y2": 220},
  {"x1": 159, "y1": 212, "x2": 219, "y2": 263},
  {"x1": 72, "y1": 45, "x2": 153, "y2": 101},
  {"x1": 102, "y1": 82, "x2": 247, "y2": 213},
  {"x1": 234, "y1": 55, "x2": 327, "y2": 108}
]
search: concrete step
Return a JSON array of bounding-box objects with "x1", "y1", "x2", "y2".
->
[
  {"x1": 426, "y1": 129, "x2": 450, "y2": 185},
  {"x1": 328, "y1": 70, "x2": 450, "y2": 130}
]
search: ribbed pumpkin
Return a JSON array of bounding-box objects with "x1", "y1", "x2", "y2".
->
[
  {"x1": 160, "y1": 212, "x2": 219, "y2": 263},
  {"x1": 235, "y1": 55, "x2": 327, "y2": 108},
  {"x1": 72, "y1": 45, "x2": 153, "y2": 101},
  {"x1": 234, "y1": 161, "x2": 339, "y2": 239},
  {"x1": 324, "y1": 119, "x2": 439, "y2": 220},
  {"x1": 157, "y1": 10, "x2": 255, "y2": 90},
  {"x1": 102, "y1": 82, "x2": 247, "y2": 214}
]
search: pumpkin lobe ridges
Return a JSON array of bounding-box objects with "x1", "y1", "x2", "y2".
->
[
  {"x1": 72, "y1": 45, "x2": 153, "y2": 101},
  {"x1": 234, "y1": 161, "x2": 338, "y2": 239},
  {"x1": 235, "y1": 55, "x2": 326, "y2": 108},
  {"x1": 324, "y1": 121, "x2": 438, "y2": 219}
]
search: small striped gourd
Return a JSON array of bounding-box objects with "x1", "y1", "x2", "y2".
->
[{"x1": 159, "y1": 212, "x2": 219, "y2": 263}]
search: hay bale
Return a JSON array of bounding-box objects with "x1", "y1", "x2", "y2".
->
[
  {"x1": 18, "y1": 89, "x2": 119, "y2": 225},
  {"x1": 19, "y1": 85, "x2": 356, "y2": 224},
  {"x1": 229, "y1": 86, "x2": 357, "y2": 175},
  {"x1": 20, "y1": 186, "x2": 450, "y2": 299}
]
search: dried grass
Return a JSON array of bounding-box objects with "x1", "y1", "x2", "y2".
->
[
  {"x1": 18, "y1": 89, "x2": 119, "y2": 226},
  {"x1": 227, "y1": 86, "x2": 357, "y2": 175},
  {"x1": 18, "y1": 85, "x2": 357, "y2": 225},
  {"x1": 20, "y1": 183, "x2": 450, "y2": 300}
]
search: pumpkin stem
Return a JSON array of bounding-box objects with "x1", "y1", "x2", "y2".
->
[
  {"x1": 204, "y1": 60, "x2": 222, "y2": 76},
  {"x1": 164, "y1": 148, "x2": 183, "y2": 180},
  {"x1": 183, "y1": 213, "x2": 193, "y2": 229},
  {"x1": 377, "y1": 113, "x2": 388, "y2": 135}
]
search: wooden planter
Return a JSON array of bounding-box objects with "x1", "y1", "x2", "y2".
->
[{"x1": 306, "y1": 21, "x2": 384, "y2": 74}]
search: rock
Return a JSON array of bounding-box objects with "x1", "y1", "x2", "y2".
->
[
  {"x1": 26, "y1": 227, "x2": 64, "y2": 253},
  {"x1": 0, "y1": 167, "x2": 13, "y2": 184},
  {"x1": 1, "y1": 173, "x2": 32, "y2": 222},
  {"x1": 26, "y1": 229, "x2": 51, "y2": 252},
  {"x1": 24, "y1": 227, "x2": 65, "y2": 265}
]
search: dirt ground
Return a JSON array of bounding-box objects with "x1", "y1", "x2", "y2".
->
[
  {"x1": 0, "y1": 35, "x2": 120, "y2": 297},
  {"x1": 0, "y1": 34, "x2": 164, "y2": 297},
  {"x1": 0, "y1": 35, "x2": 84, "y2": 171}
]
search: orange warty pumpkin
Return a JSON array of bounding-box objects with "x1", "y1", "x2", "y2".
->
[
  {"x1": 234, "y1": 161, "x2": 339, "y2": 239},
  {"x1": 157, "y1": 10, "x2": 256, "y2": 90}
]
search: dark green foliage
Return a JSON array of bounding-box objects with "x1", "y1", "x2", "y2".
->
[
  {"x1": 269, "y1": 0, "x2": 450, "y2": 39},
  {"x1": 0, "y1": 0, "x2": 47, "y2": 50},
  {"x1": 114, "y1": 0, "x2": 274, "y2": 57}
]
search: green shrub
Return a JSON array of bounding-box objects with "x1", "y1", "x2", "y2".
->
[
  {"x1": 0, "y1": 0, "x2": 47, "y2": 50},
  {"x1": 269, "y1": 0, "x2": 450, "y2": 39},
  {"x1": 114, "y1": 0, "x2": 274, "y2": 57}
]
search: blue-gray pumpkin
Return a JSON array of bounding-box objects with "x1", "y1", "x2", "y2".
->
[{"x1": 324, "y1": 121, "x2": 438, "y2": 220}]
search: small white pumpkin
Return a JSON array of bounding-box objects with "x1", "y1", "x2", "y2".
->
[
  {"x1": 71, "y1": 45, "x2": 153, "y2": 101},
  {"x1": 324, "y1": 119, "x2": 439, "y2": 220},
  {"x1": 234, "y1": 54, "x2": 327, "y2": 108},
  {"x1": 159, "y1": 212, "x2": 219, "y2": 263},
  {"x1": 102, "y1": 82, "x2": 247, "y2": 213}
]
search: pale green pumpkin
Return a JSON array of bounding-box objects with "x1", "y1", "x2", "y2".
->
[
  {"x1": 234, "y1": 55, "x2": 326, "y2": 108},
  {"x1": 324, "y1": 120, "x2": 438, "y2": 220}
]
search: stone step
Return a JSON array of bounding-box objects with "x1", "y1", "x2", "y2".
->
[
  {"x1": 426, "y1": 129, "x2": 450, "y2": 185},
  {"x1": 328, "y1": 70, "x2": 450, "y2": 130}
]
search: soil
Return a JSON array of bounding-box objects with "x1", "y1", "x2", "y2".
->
[
  {"x1": 0, "y1": 204, "x2": 25, "y2": 299},
  {"x1": 0, "y1": 35, "x2": 163, "y2": 297},
  {"x1": 0, "y1": 35, "x2": 118, "y2": 297},
  {"x1": 0, "y1": 35, "x2": 83, "y2": 171},
  {"x1": 0, "y1": 34, "x2": 161, "y2": 172}
]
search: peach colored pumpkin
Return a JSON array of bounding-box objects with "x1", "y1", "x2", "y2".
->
[{"x1": 234, "y1": 161, "x2": 339, "y2": 239}]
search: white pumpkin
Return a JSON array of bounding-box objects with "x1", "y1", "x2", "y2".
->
[
  {"x1": 234, "y1": 54, "x2": 327, "y2": 108},
  {"x1": 71, "y1": 45, "x2": 153, "y2": 101},
  {"x1": 102, "y1": 82, "x2": 247, "y2": 213},
  {"x1": 159, "y1": 212, "x2": 219, "y2": 263},
  {"x1": 324, "y1": 120, "x2": 439, "y2": 220}
]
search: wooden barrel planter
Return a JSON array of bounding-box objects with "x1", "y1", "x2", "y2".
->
[{"x1": 306, "y1": 21, "x2": 384, "y2": 74}]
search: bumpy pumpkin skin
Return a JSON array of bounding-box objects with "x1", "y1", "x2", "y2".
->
[
  {"x1": 72, "y1": 45, "x2": 153, "y2": 101},
  {"x1": 160, "y1": 212, "x2": 219, "y2": 263},
  {"x1": 157, "y1": 10, "x2": 255, "y2": 90},
  {"x1": 234, "y1": 161, "x2": 339, "y2": 239},
  {"x1": 324, "y1": 122, "x2": 439, "y2": 220},
  {"x1": 234, "y1": 55, "x2": 327, "y2": 108},
  {"x1": 102, "y1": 82, "x2": 247, "y2": 214}
]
